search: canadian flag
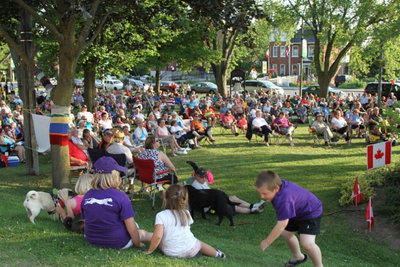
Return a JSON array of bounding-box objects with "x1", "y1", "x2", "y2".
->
[
  {"x1": 351, "y1": 177, "x2": 364, "y2": 205},
  {"x1": 365, "y1": 197, "x2": 374, "y2": 230},
  {"x1": 285, "y1": 46, "x2": 290, "y2": 57},
  {"x1": 265, "y1": 49, "x2": 270, "y2": 59},
  {"x1": 367, "y1": 141, "x2": 391, "y2": 170}
]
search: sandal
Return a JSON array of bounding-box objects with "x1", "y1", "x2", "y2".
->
[{"x1": 284, "y1": 254, "x2": 308, "y2": 267}]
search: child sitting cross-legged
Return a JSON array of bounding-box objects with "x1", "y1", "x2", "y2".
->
[{"x1": 144, "y1": 184, "x2": 226, "y2": 258}]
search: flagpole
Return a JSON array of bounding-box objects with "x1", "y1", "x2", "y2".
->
[{"x1": 368, "y1": 197, "x2": 372, "y2": 232}]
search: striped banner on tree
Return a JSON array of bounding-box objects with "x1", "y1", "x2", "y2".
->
[{"x1": 49, "y1": 115, "x2": 69, "y2": 146}]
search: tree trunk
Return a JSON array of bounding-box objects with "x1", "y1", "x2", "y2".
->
[
  {"x1": 14, "y1": 10, "x2": 39, "y2": 175},
  {"x1": 83, "y1": 61, "x2": 96, "y2": 111},
  {"x1": 155, "y1": 68, "x2": 161, "y2": 95},
  {"x1": 51, "y1": 41, "x2": 77, "y2": 188},
  {"x1": 212, "y1": 64, "x2": 228, "y2": 97},
  {"x1": 317, "y1": 72, "x2": 331, "y2": 99}
]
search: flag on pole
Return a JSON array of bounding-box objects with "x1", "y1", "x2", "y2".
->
[
  {"x1": 365, "y1": 197, "x2": 374, "y2": 230},
  {"x1": 265, "y1": 49, "x2": 270, "y2": 59},
  {"x1": 351, "y1": 177, "x2": 364, "y2": 205},
  {"x1": 367, "y1": 141, "x2": 392, "y2": 170},
  {"x1": 285, "y1": 46, "x2": 290, "y2": 57}
]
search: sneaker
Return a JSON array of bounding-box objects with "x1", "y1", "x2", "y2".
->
[
  {"x1": 265, "y1": 142, "x2": 269, "y2": 147},
  {"x1": 176, "y1": 150, "x2": 187, "y2": 155},
  {"x1": 324, "y1": 141, "x2": 328, "y2": 146},
  {"x1": 215, "y1": 249, "x2": 226, "y2": 258},
  {"x1": 253, "y1": 200, "x2": 266, "y2": 210},
  {"x1": 171, "y1": 153, "x2": 178, "y2": 157},
  {"x1": 290, "y1": 141, "x2": 295, "y2": 146},
  {"x1": 251, "y1": 206, "x2": 263, "y2": 214},
  {"x1": 185, "y1": 146, "x2": 192, "y2": 151},
  {"x1": 235, "y1": 132, "x2": 239, "y2": 136},
  {"x1": 332, "y1": 141, "x2": 337, "y2": 146}
]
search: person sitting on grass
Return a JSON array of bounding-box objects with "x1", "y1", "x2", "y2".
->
[
  {"x1": 255, "y1": 170, "x2": 323, "y2": 267},
  {"x1": 81, "y1": 156, "x2": 152, "y2": 249},
  {"x1": 144, "y1": 184, "x2": 226, "y2": 258},
  {"x1": 187, "y1": 161, "x2": 265, "y2": 214}
]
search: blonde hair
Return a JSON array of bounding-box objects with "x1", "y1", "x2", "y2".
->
[
  {"x1": 113, "y1": 129, "x2": 125, "y2": 142},
  {"x1": 254, "y1": 170, "x2": 282, "y2": 191},
  {"x1": 75, "y1": 173, "x2": 94, "y2": 195},
  {"x1": 91, "y1": 170, "x2": 121, "y2": 190},
  {"x1": 163, "y1": 185, "x2": 190, "y2": 226}
]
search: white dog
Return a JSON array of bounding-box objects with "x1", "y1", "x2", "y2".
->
[{"x1": 23, "y1": 190, "x2": 56, "y2": 224}]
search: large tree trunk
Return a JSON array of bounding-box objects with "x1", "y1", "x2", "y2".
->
[
  {"x1": 83, "y1": 61, "x2": 96, "y2": 111},
  {"x1": 51, "y1": 41, "x2": 77, "y2": 188},
  {"x1": 317, "y1": 72, "x2": 331, "y2": 99},
  {"x1": 14, "y1": 10, "x2": 39, "y2": 175},
  {"x1": 212, "y1": 63, "x2": 228, "y2": 97}
]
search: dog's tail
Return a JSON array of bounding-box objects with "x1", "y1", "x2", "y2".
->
[{"x1": 186, "y1": 161, "x2": 199, "y2": 172}]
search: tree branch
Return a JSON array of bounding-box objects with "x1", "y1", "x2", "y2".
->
[
  {"x1": 12, "y1": 0, "x2": 63, "y2": 42},
  {"x1": 76, "y1": 0, "x2": 102, "y2": 51},
  {"x1": 0, "y1": 26, "x2": 35, "y2": 72},
  {"x1": 78, "y1": 11, "x2": 111, "y2": 54}
]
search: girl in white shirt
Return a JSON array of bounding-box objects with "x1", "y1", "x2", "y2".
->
[{"x1": 144, "y1": 185, "x2": 226, "y2": 258}]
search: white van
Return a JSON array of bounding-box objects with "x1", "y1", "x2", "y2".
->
[{"x1": 104, "y1": 79, "x2": 123, "y2": 90}]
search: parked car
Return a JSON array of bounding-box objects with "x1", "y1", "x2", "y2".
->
[
  {"x1": 302, "y1": 85, "x2": 343, "y2": 96},
  {"x1": 364, "y1": 82, "x2": 400, "y2": 99},
  {"x1": 95, "y1": 79, "x2": 103, "y2": 89},
  {"x1": 334, "y1": 75, "x2": 351, "y2": 87},
  {"x1": 74, "y1": 78, "x2": 83, "y2": 88},
  {"x1": 104, "y1": 79, "x2": 123, "y2": 90},
  {"x1": 160, "y1": 81, "x2": 178, "y2": 93},
  {"x1": 243, "y1": 80, "x2": 285, "y2": 96},
  {"x1": 123, "y1": 78, "x2": 144, "y2": 90},
  {"x1": 190, "y1": 82, "x2": 218, "y2": 94}
]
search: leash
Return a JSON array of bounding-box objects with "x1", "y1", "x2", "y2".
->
[{"x1": 322, "y1": 209, "x2": 362, "y2": 216}]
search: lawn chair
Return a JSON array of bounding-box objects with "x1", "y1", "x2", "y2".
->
[
  {"x1": 308, "y1": 117, "x2": 324, "y2": 146},
  {"x1": 132, "y1": 157, "x2": 172, "y2": 209}
]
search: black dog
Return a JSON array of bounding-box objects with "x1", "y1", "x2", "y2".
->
[{"x1": 185, "y1": 185, "x2": 237, "y2": 226}]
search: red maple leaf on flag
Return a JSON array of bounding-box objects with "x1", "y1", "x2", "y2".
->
[{"x1": 374, "y1": 149, "x2": 384, "y2": 160}]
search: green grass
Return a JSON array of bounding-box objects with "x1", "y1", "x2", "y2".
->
[{"x1": 1, "y1": 125, "x2": 400, "y2": 266}]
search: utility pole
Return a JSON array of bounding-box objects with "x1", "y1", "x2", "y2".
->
[
  {"x1": 299, "y1": 22, "x2": 304, "y2": 97},
  {"x1": 378, "y1": 42, "x2": 383, "y2": 108}
]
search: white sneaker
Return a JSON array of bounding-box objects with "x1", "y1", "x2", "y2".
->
[
  {"x1": 265, "y1": 142, "x2": 270, "y2": 147},
  {"x1": 290, "y1": 141, "x2": 295, "y2": 146},
  {"x1": 176, "y1": 150, "x2": 187, "y2": 155},
  {"x1": 185, "y1": 146, "x2": 192, "y2": 151},
  {"x1": 253, "y1": 200, "x2": 266, "y2": 210}
]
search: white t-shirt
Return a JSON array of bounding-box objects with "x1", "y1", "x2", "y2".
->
[
  {"x1": 191, "y1": 179, "x2": 210, "y2": 190},
  {"x1": 331, "y1": 117, "x2": 347, "y2": 129},
  {"x1": 252, "y1": 117, "x2": 268, "y2": 128},
  {"x1": 155, "y1": 209, "x2": 197, "y2": 257}
]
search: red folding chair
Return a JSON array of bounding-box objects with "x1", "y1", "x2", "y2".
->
[{"x1": 132, "y1": 157, "x2": 171, "y2": 209}]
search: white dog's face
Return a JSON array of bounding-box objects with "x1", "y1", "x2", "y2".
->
[{"x1": 23, "y1": 190, "x2": 55, "y2": 224}]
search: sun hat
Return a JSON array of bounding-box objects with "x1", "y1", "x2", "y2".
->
[{"x1": 94, "y1": 156, "x2": 127, "y2": 174}]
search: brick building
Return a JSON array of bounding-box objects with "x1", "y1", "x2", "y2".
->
[{"x1": 268, "y1": 29, "x2": 349, "y2": 80}]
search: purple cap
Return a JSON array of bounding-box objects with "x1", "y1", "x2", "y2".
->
[{"x1": 94, "y1": 156, "x2": 127, "y2": 174}]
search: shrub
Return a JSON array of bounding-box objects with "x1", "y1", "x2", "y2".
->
[{"x1": 338, "y1": 78, "x2": 367, "y2": 89}]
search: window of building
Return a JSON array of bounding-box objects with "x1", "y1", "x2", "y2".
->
[
  {"x1": 272, "y1": 46, "x2": 278, "y2": 57},
  {"x1": 292, "y1": 46, "x2": 299, "y2": 57},
  {"x1": 272, "y1": 64, "x2": 277, "y2": 72},
  {"x1": 292, "y1": 64, "x2": 299, "y2": 75},
  {"x1": 308, "y1": 45, "x2": 314, "y2": 57},
  {"x1": 280, "y1": 64, "x2": 285, "y2": 76},
  {"x1": 280, "y1": 46, "x2": 286, "y2": 57}
]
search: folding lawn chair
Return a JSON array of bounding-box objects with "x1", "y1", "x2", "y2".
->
[{"x1": 132, "y1": 157, "x2": 173, "y2": 209}]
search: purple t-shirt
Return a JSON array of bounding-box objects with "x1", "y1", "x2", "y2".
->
[
  {"x1": 81, "y1": 188, "x2": 135, "y2": 248},
  {"x1": 272, "y1": 179, "x2": 322, "y2": 221}
]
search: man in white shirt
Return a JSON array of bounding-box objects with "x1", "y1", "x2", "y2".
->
[
  {"x1": 251, "y1": 110, "x2": 276, "y2": 146},
  {"x1": 187, "y1": 161, "x2": 265, "y2": 214},
  {"x1": 76, "y1": 105, "x2": 94, "y2": 123}
]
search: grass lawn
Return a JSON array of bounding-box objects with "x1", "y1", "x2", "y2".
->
[{"x1": 1, "y1": 124, "x2": 399, "y2": 266}]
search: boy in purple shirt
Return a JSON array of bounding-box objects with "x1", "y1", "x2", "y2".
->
[{"x1": 255, "y1": 170, "x2": 323, "y2": 267}]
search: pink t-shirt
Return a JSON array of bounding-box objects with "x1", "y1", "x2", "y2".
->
[
  {"x1": 73, "y1": 195, "x2": 84, "y2": 216},
  {"x1": 274, "y1": 117, "x2": 290, "y2": 128}
]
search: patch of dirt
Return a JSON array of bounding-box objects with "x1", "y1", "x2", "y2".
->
[{"x1": 344, "y1": 188, "x2": 400, "y2": 250}]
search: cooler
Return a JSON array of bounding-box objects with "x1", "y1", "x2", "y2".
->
[{"x1": 8, "y1": 156, "x2": 19, "y2": 167}]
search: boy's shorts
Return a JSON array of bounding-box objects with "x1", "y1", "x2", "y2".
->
[{"x1": 285, "y1": 216, "x2": 321, "y2": 235}]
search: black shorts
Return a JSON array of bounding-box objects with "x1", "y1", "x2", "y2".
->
[
  {"x1": 285, "y1": 216, "x2": 321, "y2": 235},
  {"x1": 351, "y1": 124, "x2": 365, "y2": 130}
]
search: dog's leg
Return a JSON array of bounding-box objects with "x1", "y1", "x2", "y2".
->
[
  {"x1": 227, "y1": 215, "x2": 234, "y2": 226},
  {"x1": 29, "y1": 208, "x2": 40, "y2": 224},
  {"x1": 216, "y1": 215, "x2": 223, "y2": 225}
]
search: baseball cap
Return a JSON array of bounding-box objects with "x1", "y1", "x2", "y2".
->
[
  {"x1": 94, "y1": 156, "x2": 127, "y2": 174},
  {"x1": 82, "y1": 105, "x2": 87, "y2": 108},
  {"x1": 195, "y1": 167, "x2": 208, "y2": 178}
]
